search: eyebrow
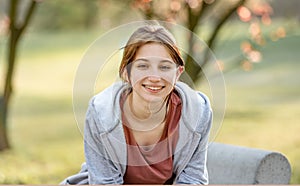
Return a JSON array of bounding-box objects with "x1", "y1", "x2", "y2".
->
[{"x1": 134, "y1": 57, "x2": 174, "y2": 64}]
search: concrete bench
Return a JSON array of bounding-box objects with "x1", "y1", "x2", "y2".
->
[
  {"x1": 207, "y1": 142, "x2": 292, "y2": 184},
  {"x1": 61, "y1": 142, "x2": 292, "y2": 185}
]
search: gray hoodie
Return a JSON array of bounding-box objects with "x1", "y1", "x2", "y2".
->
[{"x1": 61, "y1": 81, "x2": 212, "y2": 185}]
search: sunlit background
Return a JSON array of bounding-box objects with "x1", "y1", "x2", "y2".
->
[{"x1": 0, "y1": 0, "x2": 299, "y2": 184}]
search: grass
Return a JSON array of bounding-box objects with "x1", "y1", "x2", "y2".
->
[{"x1": 0, "y1": 20, "x2": 300, "y2": 184}]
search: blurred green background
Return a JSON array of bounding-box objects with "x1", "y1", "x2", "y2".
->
[{"x1": 0, "y1": 0, "x2": 299, "y2": 184}]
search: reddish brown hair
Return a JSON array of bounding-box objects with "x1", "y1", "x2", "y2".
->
[{"x1": 119, "y1": 24, "x2": 184, "y2": 80}]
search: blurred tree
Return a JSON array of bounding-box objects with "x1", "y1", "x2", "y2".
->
[
  {"x1": 0, "y1": 0, "x2": 135, "y2": 151},
  {"x1": 0, "y1": 0, "x2": 38, "y2": 151},
  {"x1": 0, "y1": 0, "x2": 281, "y2": 151},
  {"x1": 31, "y1": 0, "x2": 138, "y2": 31},
  {"x1": 32, "y1": 0, "x2": 99, "y2": 31},
  {"x1": 131, "y1": 0, "x2": 275, "y2": 83}
]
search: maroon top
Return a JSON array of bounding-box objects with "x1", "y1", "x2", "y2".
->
[{"x1": 121, "y1": 90, "x2": 182, "y2": 184}]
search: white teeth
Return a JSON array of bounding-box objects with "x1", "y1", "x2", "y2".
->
[{"x1": 145, "y1": 86, "x2": 162, "y2": 90}]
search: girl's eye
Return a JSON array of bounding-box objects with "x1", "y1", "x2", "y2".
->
[
  {"x1": 159, "y1": 65, "x2": 172, "y2": 71},
  {"x1": 136, "y1": 64, "x2": 149, "y2": 70}
]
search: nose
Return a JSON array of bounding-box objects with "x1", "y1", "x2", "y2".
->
[
  {"x1": 146, "y1": 66, "x2": 162, "y2": 82},
  {"x1": 147, "y1": 75, "x2": 161, "y2": 82}
]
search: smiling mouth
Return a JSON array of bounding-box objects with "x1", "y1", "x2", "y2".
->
[{"x1": 142, "y1": 85, "x2": 165, "y2": 92}]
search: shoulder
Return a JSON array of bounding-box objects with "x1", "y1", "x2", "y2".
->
[
  {"x1": 92, "y1": 81, "x2": 124, "y2": 105},
  {"x1": 175, "y1": 82, "x2": 212, "y2": 133},
  {"x1": 175, "y1": 82, "x2": 211, "y2": 113},
  {"x1": 87, "y1": 81, "x2": 128, "y2": 132}
]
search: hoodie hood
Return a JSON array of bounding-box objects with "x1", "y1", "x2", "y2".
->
[{"x1": 91, "y1": 81, "x2": 211, "y2": 134}]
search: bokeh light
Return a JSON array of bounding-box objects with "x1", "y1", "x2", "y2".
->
[{"x1": 237, "y1": 6, "x2": 252, "y2": 22}]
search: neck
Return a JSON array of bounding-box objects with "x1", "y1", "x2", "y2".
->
[
  {"x1": 130, "y1": 93, "x2": 167, "y2": 119},
  {"x1": 123, "y1": 93, "x2": 168, "y2": 131}
]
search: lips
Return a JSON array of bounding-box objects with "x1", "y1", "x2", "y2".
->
[{"x1": 143, "y1": 84, "x2": 165, "y2": 93}]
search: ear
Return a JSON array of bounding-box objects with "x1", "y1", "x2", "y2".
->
[
  {"x1": 176, "y1": 66, "x2": 184, "y2": 81},
  {"x1": 121, "y1": 69, "x2": 130, "y2": 82}
]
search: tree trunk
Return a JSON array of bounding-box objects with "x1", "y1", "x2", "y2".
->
[
  {"x1": 0, "y1": 97, "x2": 9, "y2": 150},
  {"x1": 0, "y1": 9, "x2": 18, "y2": 150},
  {"x1": 185, "y1": 0, "x2": 246, "y2": 83},
  {"x1": 0, "y1": 0, "x2": 37, "y2": 151},
  {"x1": 184, "y1": 2, "x2": 208, "y2": 82}
]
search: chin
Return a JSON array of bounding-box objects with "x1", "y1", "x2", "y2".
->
[{"x1": 143, "y1": 96, "x2": 164, "y2": 103}]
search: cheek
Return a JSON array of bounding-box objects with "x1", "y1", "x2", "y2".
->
[
  {"x1": 130, "y1": 71, "x2": 145, "y2": 85},
  {"x1": 163, "y1": 73, "x2": 178, "y2": 85}
]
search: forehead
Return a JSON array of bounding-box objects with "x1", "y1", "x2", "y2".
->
[{"x1": 135, "y1": 43, "x2": 172, "y2": 60}]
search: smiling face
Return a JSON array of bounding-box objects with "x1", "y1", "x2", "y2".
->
[{"x1": 125, "y1": 43, "x2": 183, "y2": 104}]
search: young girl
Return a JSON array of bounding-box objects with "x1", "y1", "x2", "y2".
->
[{"x1": 62, "y1": 24, "x2": 212, "y2": 185}]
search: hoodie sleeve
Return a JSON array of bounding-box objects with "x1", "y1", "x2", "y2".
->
[
  {"x1": 176, "y1": 93, "x2": 213, "y2": 185},
  {"x1": 84, "y1": 99, "x2": 124, "y2": 184}
]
